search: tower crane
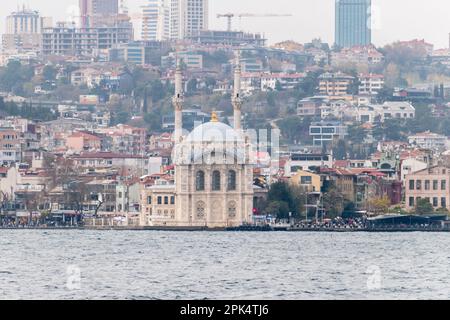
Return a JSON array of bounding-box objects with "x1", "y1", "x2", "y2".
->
[{"x1": 217, "y1": 13, "x2": 293, "y2": 32}]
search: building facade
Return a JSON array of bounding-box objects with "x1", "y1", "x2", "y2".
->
[
  {"x1": 405, "y1": 166, "x2": 450, "y2": 211},
  {"x1": 2, "y1": 7, "x2": 52, "y2": 52},
  {"x1": 141, "y1": 0, "x2": 170, "y2": 41},
  {"x1": 169, "y1": 0, "x2": 209, "y2": 40},
  {"x1": 42, "y1": 23, "x2": 133, "y2": 56},
  {"x1": 140, "y1": 55, "x2": 255, "y2": 228},
  {"x1": 335, "y1": 0, "x2": 372, "y2": 48},
  {"x1": 79, "y1": 0, "x2": 119, "y2": 28}
]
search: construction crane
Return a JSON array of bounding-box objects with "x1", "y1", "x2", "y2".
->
[{"x1": 217, "y1": 13, "x2": 293, "y2": 32}]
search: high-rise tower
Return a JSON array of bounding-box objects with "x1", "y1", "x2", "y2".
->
[{"x1": 335, "y1": 0, "x2": 371, "y2": 48}]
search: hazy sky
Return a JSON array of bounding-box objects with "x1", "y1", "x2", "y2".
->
[{"x1": 1, "y1": 0, "x2": 449, "y2": 48}]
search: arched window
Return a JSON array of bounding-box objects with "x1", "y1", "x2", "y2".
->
[
  {"x1": 228, "y1": 170, "x2": 237, "y2": 191},
  {"x1": 196, "y1": 171, "x2": 205, "y2": 191},
  {"x1": 212, "y1": 170, "x2": 221, "y2": 191}
]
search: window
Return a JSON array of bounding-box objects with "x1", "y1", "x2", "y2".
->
[
  {"x1": 433, "y1": 198, "x2": 439, "y2": 207},
  {"x1": 433, "y1": 180, "x2": 438, "y2": 191},
  {"x1": 442, "y1": 197, "x2": 447, "y2": 208},
  {"x1": 416, "y1": 180, "x2": 422, "y2": 190},
  {"x1": 409, "y1": 197, "x2": 414, "y2": 207},
  {"x1": 228, "y1": 170, "x2": 236, "y2": 191},
  {"x1": 170, "y1": 196, "x2": 175, "y2": 205},
  {"x1": 425, "y1": 180, "x2": 430, "y2": 190},
  {"x1": 164, "y1": 196, "x2": 169, "y2": 205},
  {"x1": 409, "y1": 180, "x2": 415, "y2": 190},
  {"x1": 442, "y1": 180, "x2": 447, "y2": 191},
  {"x1": 157, "y1": 196, "x2": 162, "y2": 205},
  {"x1": 196, "y1": 201, "x2": 205, "y2": 219},
  {"x1": 147, "y1": 196, "x2": 152, "y2": 205},
  {"x1": 196, "y1": 171, "x2": 205, "y2": 191},
  {"x1": 301, "y1": 176, "x2": 313, "y2": 185},
  {"x1": 212, "y1": 170, "x2": 221, "y2": 191}
]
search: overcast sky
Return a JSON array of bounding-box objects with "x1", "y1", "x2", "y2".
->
[{"x1": 1, "y1": 0, "x2": 449, "y2": 48}]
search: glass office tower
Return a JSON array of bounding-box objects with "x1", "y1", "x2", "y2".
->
[{"x1": 335, "y1": 0, "x2": 371, "y2": 48}]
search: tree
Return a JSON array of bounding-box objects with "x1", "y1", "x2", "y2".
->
[
  {"x1": 43, "y1": 65, "x2": 57, "y2": 81},
  {"x1": 415, "y1": 199, "x2": 434, "y2": 215},
  {"x1": 369, "y1": 196, "x2": 391, "y2": 215},
  {"x1": 275, "y1": 80, "x2": 283, "y2": 91},
  {"x1": 322, "y1": 188, "x2": 344, "y2": 218},
  {"x1": 263, "y1": 201, "x2": 290, "y2": 219}
]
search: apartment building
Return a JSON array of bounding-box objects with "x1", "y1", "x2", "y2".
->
[
  {"x1": 358, "y1": 73, "x2": 385, "y2": 96},
  {"x1": 318, "y1": 72, "x2": 354, "y2": 97}
]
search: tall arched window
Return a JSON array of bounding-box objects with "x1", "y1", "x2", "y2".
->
[
  {"x1": 196, "y1": 171, "x2": 205, "y2": 191},
  {"x1": 228, "y1": 170, "x2": 237, "y2": 191},
  {"x1": 212, "y1": 170, "x2": 221, "y2": 191}
]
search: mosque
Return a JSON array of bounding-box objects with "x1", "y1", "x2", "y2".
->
[{"x1": 140, "y1": 55, "x2": 256, "y2": 228}]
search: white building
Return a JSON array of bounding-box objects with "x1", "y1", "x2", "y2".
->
[
  {"x1": 408, "y1": 131, "x2": 448, "y2": 151},
  {"x1": 2, "y1": 7, "x2": 52, "y2": 52},
  {"x1": 140, "y1": 55, "x2": 255, "y2": 228},
  {"x1": 141, "y1": 0, "x2": 170, "y2": 41},
  {"x1": 169, "y1": 0, "x2": 209, "y2": 40},
  {"x1": 357, "y1": 102, "x2": 416, "y2": 123},
  {"x1": 284, "y1": 153, "x2": 333, "y2": 177},
  {"x1": 358, "y1": 73, "x2": 384, "y2": 96},
  {"x1": 400, "y1": 158, "x2": 428, "y2": 183}
]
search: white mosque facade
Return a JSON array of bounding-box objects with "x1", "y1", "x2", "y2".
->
[{"x1": 140, "y1": 56, "x2": 255, "y2": 228}]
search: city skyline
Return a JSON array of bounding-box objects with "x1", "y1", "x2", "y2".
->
[{"x1": 0, "y1": 0, "x2": 449, "y2": 48}]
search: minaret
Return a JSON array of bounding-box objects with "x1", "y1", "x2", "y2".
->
[
  {"x1": 173, "y1": 58, "x2": 184, "y2": 144},
  {"x1": 232, "y1": 50, "x2": 242, "y2": 131}
]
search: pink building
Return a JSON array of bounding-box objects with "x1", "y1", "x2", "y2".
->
[{"x1": 66, "y1": 131, "x2": 102, "y2": 153}]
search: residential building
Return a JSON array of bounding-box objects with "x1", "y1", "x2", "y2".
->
[
  {"x1": 335, "y1": 0, "x2": 372, "y2": 48},
  {"x1": 66, "y1": 131, "x2": 103, "y2": 153},
  {"x1": 297, "y1": 97, "x2": 328, "y2": 117},
  {"x1": 357, "y1": 102, "x2": 416, "y2": 123},
  {"x1": 320, "y1": 167, "x2": 357, "y2": 203},
  {"x1": 261, "y1": 73, "x2": 305, "y2": 91},
  {"x1": 2, "y1": 7, "x2": 52, "y2": 52},
  {"x1": 141, "y1": 0, "x2": 170, "y2": 41},
  {"x1": 0, "y1": 128, "x2": 21, "y2": 165},
  {"x1": 169, "y1": 0, "x2": 209, "y2": 40},
  {"x1": 408, "y1": 131, "x2": 448, "y2": 151},
  {"x1": 285, "y1": 153, "x2": 333, "y2": 177},
  {"x1": 318, "y1": 72, "x2": 354, "y2": 97},
  {"x1": 309, "y1": 121, "x2": 348, "y2": 147},
  {"x1": 289, "y1": 170, "x2": 322, "y2": 193},
  {"x1": 358, "y1": 73, "x2": 384, "y2": 95},
  {"x1": 140, "y1": 176, "x2": 176, "y2": 225}
]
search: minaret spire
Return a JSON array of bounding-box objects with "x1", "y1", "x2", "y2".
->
[
  {"x1": 173, "y1": 57, "x2": 184, "y2": 144},
  {"x1": 232, "y1": 50, "x2": 242, "y2": 131}
]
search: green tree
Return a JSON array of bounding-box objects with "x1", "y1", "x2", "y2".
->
[
  {"x1": 415, "y1": 199, "x2": 434, "y2": 215},
  {"x1": 43, "y1": 65, "x2": 57, "y2": 81},
  {"x1": 263, "y1": 201, "x2": 291, "y2": 219}
]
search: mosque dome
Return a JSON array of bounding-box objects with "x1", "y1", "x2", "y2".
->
[{"x1": 185, "y1": 116, "x2": 243, "y2": 144}]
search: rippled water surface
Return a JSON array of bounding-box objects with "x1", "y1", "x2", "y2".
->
[{"x1": 1, "y1": 230, "x2": 450, "y2": 299}]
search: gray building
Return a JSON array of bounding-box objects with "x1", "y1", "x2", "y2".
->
[
  {"x1": 79, "y1": 0, "x2": 119, "y2": 28},
  {"x1": 335, "y1": 0, "x2": 371, "y2": 48},
  {"x1": 42, "y1": 22, "x2": 133, "y2": 56}
]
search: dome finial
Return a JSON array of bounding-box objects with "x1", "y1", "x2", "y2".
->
[{"x1": 211, "y1": 111, "x2": 219, "y2": 122}]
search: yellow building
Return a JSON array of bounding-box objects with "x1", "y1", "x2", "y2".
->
[{"x1": 289, "y1": 170, "x2": 322, "y2": 193}]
